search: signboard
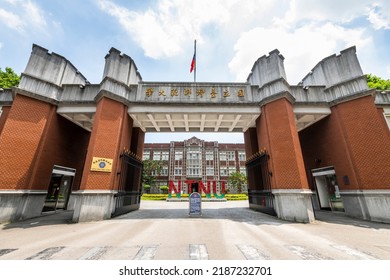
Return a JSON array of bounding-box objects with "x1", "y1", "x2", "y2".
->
[
  {"x1": 189, "y1": 192, "x2": 202, "y2": 216},
  {"x1": 90, "y1": 157, "x2": 113, "y2": 172}
]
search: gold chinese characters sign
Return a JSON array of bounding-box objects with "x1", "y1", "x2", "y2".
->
[
  {"x1": 145, "y1": 87, "x2": 245, "y2": 99},
  {"x1": 90, "y1": 157, "x2": 113, "y2": 172}
]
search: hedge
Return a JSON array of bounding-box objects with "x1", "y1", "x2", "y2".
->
[{"x1": 141, "y1": 193, "x2": 248, "y2": 201}]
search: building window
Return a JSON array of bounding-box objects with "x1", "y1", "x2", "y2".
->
[
  {"x1": 227, "y1": 151, "x2": 235, "y2": 161},
  {"x1": 175, "y1": 150, "x2": 183, "y2": 160},
  {"x1": 174, "y1": 167, "x2": 182, "y2": 175},
  {"x1": 206, "y1": 150, "x2": 214, "y2": 160},
  {"x1": 161, "y1": 166, "x2": 168, "y2": 176},
  {"x1": 240, "y1": 167, "x2": 247, "y2": 175},
  {"x1": 238, "y1": 152, "x2": 246, "y2": 161},
  {"x1": 161, "y1": 151, "x2": 169, "y2": 161},
  {"x1": 229, "y1": 166, "x2": 236, "y2": 175},
  {"x1": 143, "y1": 151, "x2": 150, "y2": 160},
  {"x1": 187, "y1": 147, "x2": 202, "y2": 177},
  {"x1": 153, "y1": 151, "x2": 161, "y2": 160},
  {"x1": 206, "y1": 167, "x2": 214, "y2": 176},
  {"x1": 219, "y1": 152, "x2": 226, "y2": 161},
  {"x1": 220, "y1": 167, "x2": 228, "y2": 176}
]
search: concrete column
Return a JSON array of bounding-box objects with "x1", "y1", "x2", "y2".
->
[
  {"x1": 72, "y1": 97, "x2": 132, "y2": 222},
  {"x1": 257, "y1": 97, "x2": 314, "y2": 223},
  {"x1": 0, "y1": 105, "x2": 11, "y2": 136},
  {"x1": 0, "y1": 94, "x2": 55, "y2": 222}
]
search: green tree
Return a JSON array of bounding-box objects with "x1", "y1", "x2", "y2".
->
[
  {"x1": 142, "y1": 159, "x2": 163, "y2": 187},
  {"x1": 366, "y1": 74, "x2": 390, "y2": 90},
  {"x1": 0, "y1": 67, "x2": 20, "y2": 89},
  {"x1": 228, "y1": 171, "x2": 247, "y2": 194}
]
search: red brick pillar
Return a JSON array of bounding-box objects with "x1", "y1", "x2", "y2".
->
[
  {"x1": 131, "y1": 127, "x2": 145, "y2": 158},
  {"x1": 0, "y1": 94, "x2": 55, "y2": 222},
  {"x1": 72, "y1": 97, "x2": 133, "y2": 222},
  {"x1": 244, "y1": 127, "x2": 258, "y2": 159},
  {"x1": 244, "y1": 127, "x2": 259, "y2": 195},
  {"x1": 257, "y1": 97, "x2": 314, "y2": 222},
  {"x1": 331, "y1": 95, "x2": 390, "y2": 222}
]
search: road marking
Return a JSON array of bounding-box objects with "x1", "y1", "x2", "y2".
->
[
  {"x1": 331, "y1": 245, "x2": 377, "y2": 260},
  {"x1": 79, "y1": 247, "x2": 108, "y2": 260},
  {"x1": 0, "y1": 249, "x2": 17, "y2": 257},
  {"x1": 287, "y1": 245, "x2": 327, "y2": 260},
  {"x1": 25, "y1": 247, "x2": 65, "y2": 260},
  {"x1": 134, "y1": 245, "x2": 158, "y2": 260},
  {"x1": 236, "y1": 245, "x2": 270, "y2": 260},
  {"x1": 189, "y1": 244, "x2": 208, "y2": 260}
]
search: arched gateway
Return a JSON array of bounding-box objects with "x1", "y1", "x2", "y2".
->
[{"x1": 1, "y1": 45, "x2": 390, "y2": 224}]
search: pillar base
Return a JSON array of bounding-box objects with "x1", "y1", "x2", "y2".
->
[
  {"x1": 71, "y1": 190, "x2": 115, "y2": 223},
  {"x1": 0, "y1": 190, "x2": 46, "y2": 223},
  {"x1": 272, "y1": 189, "x2": 315, "y2": 223},
  {"x1": 340, "y1": 190, "x2": 390, "y2": 223}
]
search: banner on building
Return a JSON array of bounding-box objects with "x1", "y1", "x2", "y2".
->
[{"x1": 90, "y1": 157, "x2": 113, "y2": 172}]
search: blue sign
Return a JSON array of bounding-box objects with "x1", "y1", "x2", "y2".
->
[{"x1": 189, "y1": 192, "x2": 202, "y2": 216}]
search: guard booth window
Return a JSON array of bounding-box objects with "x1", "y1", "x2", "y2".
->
[{"x1": 42, "y1": 165, "x2": 76, "y2": 212}]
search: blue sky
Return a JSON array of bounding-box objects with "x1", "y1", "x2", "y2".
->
[{"x1": 1, "y1": 0, "x2": 389, "y2": 143}]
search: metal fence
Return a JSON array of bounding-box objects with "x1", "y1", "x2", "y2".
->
[
  {"x1": 114, "y1": 151, "x2": 143, "y2": 216},
  {"x1": 246, "y1": 152, "x2": 276, "y2": 215}
]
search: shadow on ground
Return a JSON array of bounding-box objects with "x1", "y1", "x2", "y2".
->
[{"x1": 2, "y1": 206, "x2": 390, "y2": 231}]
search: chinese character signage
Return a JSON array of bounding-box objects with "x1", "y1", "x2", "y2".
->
[{"x1": 90, "y1": 157, "x2": 113, "y2": 172}]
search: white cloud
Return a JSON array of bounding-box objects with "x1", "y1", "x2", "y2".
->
[
  {"x1": 0, "y1": 8, "x2": 25, "y2": 32},
  {"x1": 97, "y1": 0, "x2": 278, "y2": 59},
  {"x1": 0, "y1": 0, "x2": 48, "y2": 33},
  {"x1": 229, "y1": 22, "x2": 371, "y2": 84},
  {"x1": 367, "y1": 4, "x2": 390, "y2": 30},
  {"x1": 22, "y1": 0, "x2": 47, "y2": 28},
  {"x1": 98, "y1": 0, "x2": 237, "y2": 59},
  {"x1": 96, "y1": 0, "x2": 387, "y2": 83}
]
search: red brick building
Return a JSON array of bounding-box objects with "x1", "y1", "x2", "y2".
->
[
  {"x1": 0, "y1": 44, "x2": 389, "y2": 224},
  {"x1": 144, "y1": 137, "x2": 247, "y2": 193}
]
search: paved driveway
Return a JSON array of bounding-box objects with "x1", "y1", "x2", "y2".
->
[{"x1": 1, "y1": 200, "x2": 389, "y2": 260}]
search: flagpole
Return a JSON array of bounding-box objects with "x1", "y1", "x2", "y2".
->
[{"x1": 194, "y1": 39, "x2": 197, "y2": 84}]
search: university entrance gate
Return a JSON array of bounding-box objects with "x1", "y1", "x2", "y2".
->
[{"x1": 1, "y1": 45, "x2": 390, "y2": 224}]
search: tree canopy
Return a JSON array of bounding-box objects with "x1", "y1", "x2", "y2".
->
[
  {"x1": 142, "y1": 159, "x2": 164, "y2": 186},
  {"x1": 366, "y1": 74, "x2": 390, "y2": 90},
  {"x1": 228, "y1": 171, "x2": 247, "y2": 193},
  {"x1": 0, "y1": 67, "x2": 20, "y2": 89}
]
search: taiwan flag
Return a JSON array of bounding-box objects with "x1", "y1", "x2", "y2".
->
[{"x1": 190, "y1": 53, "x2": 196, "y2": 73}]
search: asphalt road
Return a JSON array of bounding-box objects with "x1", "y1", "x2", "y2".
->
[{"x1": 1, "y1": 200, "x2": 390, "y2": 260}]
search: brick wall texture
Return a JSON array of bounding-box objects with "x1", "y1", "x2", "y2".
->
[
  {"x1": 80, "y1": 97, "x2": 133, "y2": 191},
  {"x1": 299, "y1": 95, "x2": 390, "y2": 191},
  {"x1": 257, "y1": 97, "x2": 309, "y2": 190},
  {"x1": 0, "y1": 94, "x2": 90, "y2": 190}
]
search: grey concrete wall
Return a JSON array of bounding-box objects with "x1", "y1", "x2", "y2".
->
[
  {"x1": 0, "y1": 192, "x2": 46, "y2": 223},
  {"x1": 71, "y1": 191, "x2": 115, "y2": 223},
  {"x1": 247, "y1": 49, "x2": 287, "y2": 87},
  {"x1": 301, "y1": 46, "x2": 366, "y2": 89},
  {"x1": 272, "y1": 189, "x2": 315, "y2": 223},
  {"x1": 341, "y1": 191, "x2": 390, "y2": 223},
  {"x1": 103, "y1": 47, "x2": 142, "y2": 85},
  {"x1": 23, "y1": 44, "x2": 87, "y2": 87}
]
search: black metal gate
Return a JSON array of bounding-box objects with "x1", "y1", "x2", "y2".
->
[
  {"x1": 246, "y1": 152, "x2": 276, "y2": 215},
  {"x1": 114, "y1": 150, "x2": 143, "y2": 216}
]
